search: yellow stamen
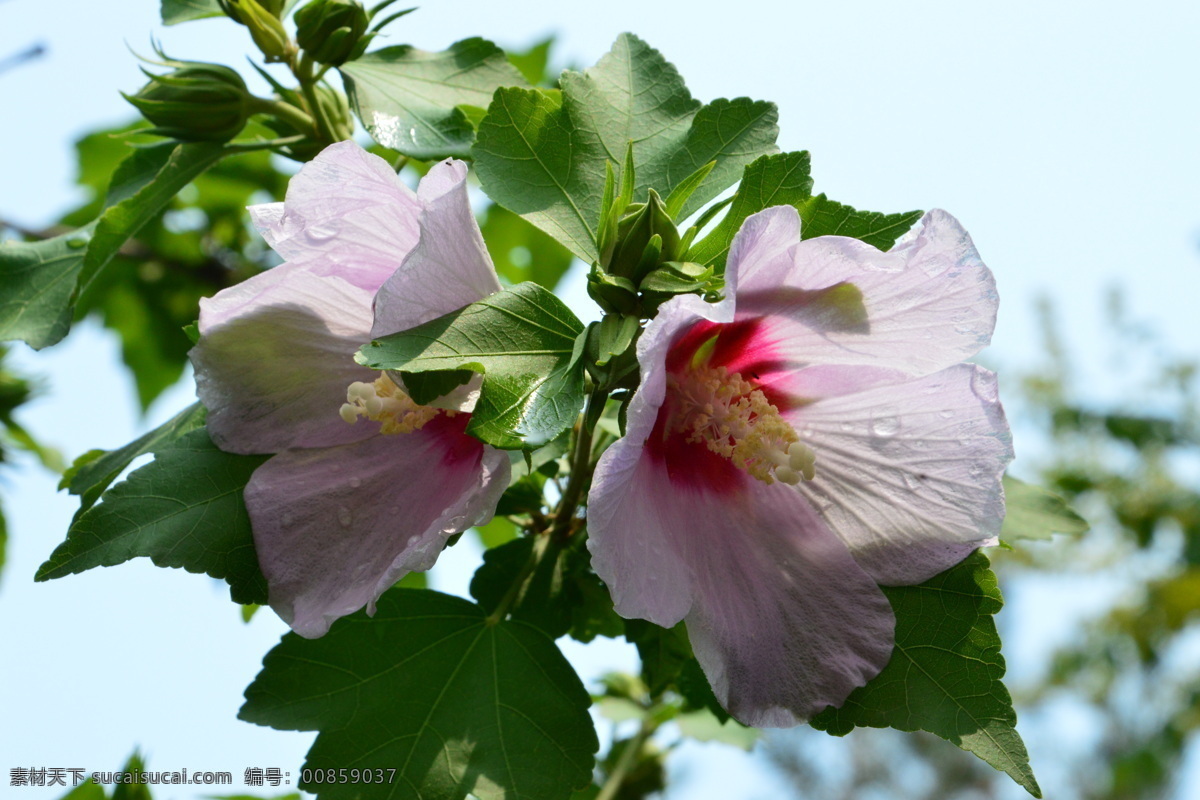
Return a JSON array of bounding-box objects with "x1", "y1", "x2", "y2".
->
[
  {"x1": 667, "y1": 365, "x2": 815, "y2": 485},
  {"x1": 339, "y1": 374, "x2": 451, "y2": 435}
]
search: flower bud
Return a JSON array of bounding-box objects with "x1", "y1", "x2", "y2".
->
[
  {"x1": 604, "y1": 189, "x2": 681, "y2": 284},
  {"x1": 586, "y1": 265, "x2": 640, "y2": 316},
  {"x1": 219, "y1": 0, "x2": 292, "y2": 62},
  {"x1": 125, "y1": 63, "x2": 252, "y2": 142},
  {"x1": 295, "y1": 0, "x2": 373, "y2": 66}
]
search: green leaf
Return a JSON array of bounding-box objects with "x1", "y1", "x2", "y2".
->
[
  {"x1": 481, "y1": 204, "x2": 577, "y2": 291},
  {"x1": 240, "y1": 588, "x2": 598, "y2": 800},
  {"x1": 0, "y1": 224, "x2": 94, "y2": 349},
  {"x1": 676, "y1": 658, "x2": 729, "y2": 723},
  {"x1": 78, "y1": 142, "x2": 228, "y2": 298},
  {"x1": 475, "y1": 87, "x2": 606, "y2": 262},
  {"x1": 675, "y1": 709, "x2": 758, "y2": 750},
  {"x1": 340, "y1": 38, "x2": 530, "y2": 160},
  {"x1": 474, "y1": 34, "x2": 778, "y2": 263},
  {"x1": 798, "y1": 193, "x2": 922, "y2": 250},
  {"x1": 687, "y1": 151, "x2": 812, "y2": 270},
  {"x1": 37, "y1": 428, "x2": 269, "y2": 605},
  {"x1": 471, "y1": 535, "x2": 572, "y2": 638},
  {"x1": 61, "y1": 401, "x2": 208, "y2": 515},
  {"x1": 810, "y1": 552, "x2": 1041, "y2": 798},
  {"x1": 161, "y1": 0, "x2": 223, "y2": 25},
  {"x1": 507, "y1": 37, "x2": 554, "y2": 87},
  {"x1": 357, "y1": 282, "x2": 586, "y2": 449},
  {"x1": 624, "y1": 620, "x2": 692, "y2": 696},
  {"x1": 1, "y1": 141, "x2": 227, "y2": 350},
  {"x1": 560, "y1": 34, "x2": 778, "y2": 222},
  {"x1": 1001, "y1": 475, "x2": 1089, "y2": 541}
]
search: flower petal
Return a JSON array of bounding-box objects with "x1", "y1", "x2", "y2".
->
[
  {"x1": 246, "y1": 416, "x2": 510, "y2": 638},
  {"x1": 590, "y1": 447, "x2": 895, "y2": 726},
  {"x1": 192, "y1": 269, "x2": 378, "y2": 454},
  {"x1": 248, "y1": 141, "x2": 422, "y2": 293},
  {"x1": 793, "y1": 364, "x2": 1012, "y2": 585},
  {"x1": 587, "y1": 441, "x2": 696, "y2": 627},
  {"x1": 732, "y1": 206, "x2": 998, "y2": 378},
  {"x1": 371, "y1": 159, "x2": 503, "y2": 339}
]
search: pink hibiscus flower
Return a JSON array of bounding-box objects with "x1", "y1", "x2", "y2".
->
[
  {"x1": 190, "y1": 141, "x2": 510, "y2": 638},
  {"x1": 587, "y1": 205, "x2": 1012, "y2": 726}
]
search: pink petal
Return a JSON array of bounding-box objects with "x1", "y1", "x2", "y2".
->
[
  {"x1": 590, "y1": 447, "x2": 895, "y2": 726},
  {"x1": 192, "y1": 269, "x2": 379, "y2": 454},
  {"x1": 792, "y1": 364, "x2": 1012, "y2": 585},
  {"x1": 587, "y1": 442, "x2": 696, "y2": 627},
  {"x1": 248, "y1": 141, "x2": 422, "y2": 293},
  {"x1": 732, "y1": 206, "x2": 999, "y2": 378},
  {"x1": 371, "y1": 159, "x2": 502, "y2": 339},
  {"x1": 246, "y1": 416, "x2": 510, "y2": 638}
]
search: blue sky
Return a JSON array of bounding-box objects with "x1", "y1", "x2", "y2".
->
[{"x1": 2, "y1": 1, "x2": 1198, "y2": 798}]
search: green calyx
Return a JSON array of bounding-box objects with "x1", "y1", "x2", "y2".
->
[
  {"x1": 295, "y1": 0, "x2": 373, "y2": 66},
  {"x1": 125, "y1": 62, "x2": 253, "y2": 142},
  {"x1": 218, "y1": 0, "x2": 292, "y2": 62}
]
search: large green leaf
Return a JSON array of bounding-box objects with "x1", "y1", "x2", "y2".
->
[
  {"x1": 240, "y1": 588, "x2": 599, "y2": 800},
  {"x1": 0, "y1": 224, "x2": 95, "y2": 349},
  {"x1": 561, "y1": 34, "x2": 778, "y2": 221},
  {"x1": 60, "y1": 402, "x2": 208, "y2": 515},
  {"x1": 340, "y1": 38, "x2": 530, "y2": 160},
  {"x1": 161, "y1": 0, "x2": 223, "y2": 25},
  {"x1": 357, "y1": 282, "x2": 586, "y2": 449},
  {"x1": 810, "y1": 552, "x2": 1040, "y2": 798},
  {"x1": 36, "y1": 428, "x2": 268, "y2": 605},
  {"x1": 1001, "y1": 475, "x2": 1089, "y2": 541},
  {"x1": 687, "y1": 151, "x2": 813, "y2": 270},
  {"x1": 474, "y1": 33, "x2": 778, "y2": 263},
  {"x1": 797, "y1": 193, "x2": 922, "y2": 250}
]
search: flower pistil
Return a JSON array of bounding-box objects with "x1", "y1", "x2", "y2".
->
[
  {"x1": 665, "y1": 362, "x2": 815, "y2": 485},
  {"x1": 339, "y1": 374, "x2": 450, "y2": 434}
]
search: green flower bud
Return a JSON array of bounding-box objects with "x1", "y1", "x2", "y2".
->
[
  {"x1": 125, "y1": 62, "x2": 252, "y2": 142},
  {"x1": 219, "y1": 0, "x2": 292, "y2": 62},
  {"x1": 586, "y1": 265, "x2": 640, "y2": 316},
  {"x1": 605, "y1": 189, "x2": 681, "y2": 284},
  {"x1": 295, "y1": 0, "x2": 373, "y2": 66}
]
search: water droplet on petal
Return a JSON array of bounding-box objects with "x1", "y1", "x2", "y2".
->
[
  {"x1": 870, "y1": 415, "x2": 901, "y2": 437},
  {"x1": 971, "y1": 368, "x2": 999, "y2": 402},
  {"x1": 282, "y1": 512, "x2": 294, "y2": 527},
  {"x1": 305, "y1": 223, "x2": 337, "y2": 242},
  {"x1": 337, "y1": 506, "x2": 353, "y2": 527},
  {"x1": 348, "y1": 477, "x2": 362, "y2": 489}
]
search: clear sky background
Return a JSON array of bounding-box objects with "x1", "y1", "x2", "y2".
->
[{"x1": 1, "y1": 1, "x2": 1198, "y2": 798}]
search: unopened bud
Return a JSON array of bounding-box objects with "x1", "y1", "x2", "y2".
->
[
  {"x1": 220, "y1": 0, "x2": 292, "y2": 62},
  {"x1": 605, "y1": 189, "x2": 681, "y2": 284},
  {"x1": 125, "y1": 62, "x2": 252, "y2": 142},
  {"x1": 295, "y1": 0, "x2": 373, "y2": 66}
]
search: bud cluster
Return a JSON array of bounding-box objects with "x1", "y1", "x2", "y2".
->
[{"x1": 588, "y1": 146, "x2": 722, "y2": 319}]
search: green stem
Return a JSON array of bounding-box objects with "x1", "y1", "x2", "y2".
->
[
  {"x1": 596, "y1": 719, "x2": 653, "y2": 800},
  {"x1": 295, "y1": 54, "x2": 337, "y2": 144},
  {"x1": 483, "y1": 534, "x2": 546, "y2": 626},
  {"x1": 549, "y1": 388, "x2": 608, "y2": 540},
  {"x1": 246, "y1": 96, "x2": 315, "y2": 136}
]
